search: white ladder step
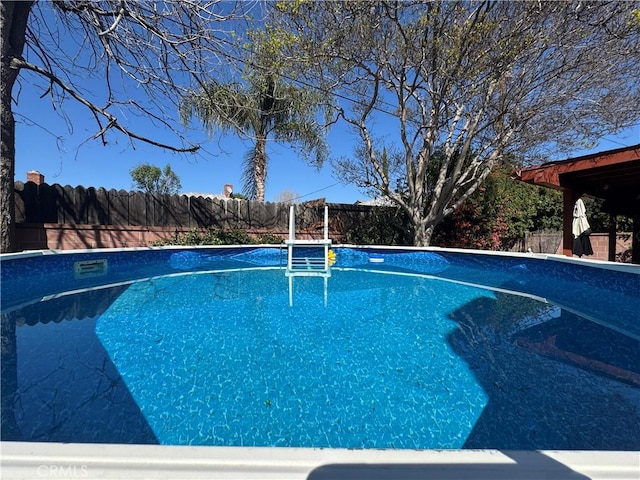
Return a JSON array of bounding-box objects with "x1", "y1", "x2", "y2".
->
[{"x1": 290, "y1": 257, "x2": 326, "y2": 268}]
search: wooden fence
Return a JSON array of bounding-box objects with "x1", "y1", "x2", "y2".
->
[
  {"x1": 15, "y1": 182, "x2": 285, "y2": 229},
  {"x1": 13, "y1": 182, "x2": 401, "y2": 250}
]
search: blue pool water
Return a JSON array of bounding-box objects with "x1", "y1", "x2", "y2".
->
[{"x1": 1, "y1": 247, "x2": 639, "y2": 449}]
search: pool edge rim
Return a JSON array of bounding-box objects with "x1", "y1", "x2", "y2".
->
[{"x1": 1, "y1": 442, "x2": 639, "y2": 480}]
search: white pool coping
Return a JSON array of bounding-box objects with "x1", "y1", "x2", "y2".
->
[{"x1": 1, "y1": 442, "x2": 639, "y2": 479}]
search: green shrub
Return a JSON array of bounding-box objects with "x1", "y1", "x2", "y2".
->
[
  {"x1": 343, "y1": 207, "x2": 411, "y2": 245},
  {"x1": 153, "y1": 228, "x2": 283, "y2": 246},
  {"x1": 213, "y1": 229, "x2": 254, "y2": 245},
  {"x1": 254, "y1": 233, "x2": 284, "y2": 244}
]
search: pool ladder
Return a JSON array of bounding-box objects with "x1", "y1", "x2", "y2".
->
[{"x1": 285, "y1": 205, "x2": 332, "y2": 306}]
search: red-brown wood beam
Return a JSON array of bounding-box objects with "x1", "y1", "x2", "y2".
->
[
  {"x1": 517, "y1": 166, "x2": 560, "y2": 189},
  {"x1": 516, "y1": 144, "x2": 640, "y2": 190},
  {"x1": 553, "y1": 147, "x2": 640, "y2": 176}
]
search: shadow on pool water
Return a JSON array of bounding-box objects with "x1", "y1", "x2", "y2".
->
[
  {"x1": 1, "y1": 287, "x2": 159, "y2": 444},
  {"x1": 447, "y1": 293, "x2": 640, "y2": 450}
]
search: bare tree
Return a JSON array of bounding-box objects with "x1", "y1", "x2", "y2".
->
[
  {"x1": 275, "y1": 189, "x2": 300, "y2": 204},
  {"x1": 270, "y1": 1, "x2": 640, "y2": 246},
  {"x1": 1, "y1": 0, "x2": 254, "y2": 252}
]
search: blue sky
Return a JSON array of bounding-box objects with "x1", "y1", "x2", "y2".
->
[
  {"x1": 13, "y1": 79, "x2": 364, "y2": 204},
  {"x1": 12, "y1": 2, "x2": 639, "y2": 205},
  {"x1": 14, "y1": 72, "x2": 639, "y2": 205}
]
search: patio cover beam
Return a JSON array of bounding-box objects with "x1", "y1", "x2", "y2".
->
[{"x1": 515, "y1": 144, "x2": 640, "y2": 263}]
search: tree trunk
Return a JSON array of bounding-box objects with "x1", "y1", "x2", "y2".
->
[
  {"x1": 412, "y1": 221, "x2": 435, "y2": 247},
  {"x1": 254, "y1": 133, "x2": 267, "y2": 202},
  {"x1": 1, "y1": 1, "x2": 32, "y2": 253}
]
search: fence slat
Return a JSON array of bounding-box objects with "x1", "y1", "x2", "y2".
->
[
  {"x1": 40, "y1": 184, "x2": 59, "y2": 223},
  {"x1": 210, "y1": 199, "x2": 228, "y2": 229},
  {"x1": 14, "y1": 182, "x2": 26, "y2": 223},
  {"x1": 151, "y1": 193, "x2": 168, "y2": 226},
  {"x1": 86, "y1": 187, "x2": 108, "y2": 224},
  {"x1": 261, "y1": 202, "x2": 279, "y2": 229},
  {"x1": 108, "y1": 189, "x2": 129, "y2": 225},
  {"x1": 129, "y1": 192, "x2": 146, "y2": 225},
  {"x1": 20, "y1": 182, "x2": 39, "y2": 223},
  {"x1": 170, "y1": 194, "x2": 190, "y2": 227},
  {"x1": 189, "y1": 196, "x2": 212, "y2": 228}
]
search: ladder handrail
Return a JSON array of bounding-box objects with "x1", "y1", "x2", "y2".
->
[
  {"x1": 286, "y1": 204, "x2": 331, "y2": 274},
  {"x1": 288, "y1": 205, "x2": 329, "y2": 243},
  {"x1": 324, "y1": 205, "x2": 328, "y2": 241},
  {"x1": 289, "y1": 205, "x2": 296, "y2": 242}
]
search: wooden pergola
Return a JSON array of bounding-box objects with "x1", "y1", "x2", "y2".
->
[{"x1": 515, "y1": 144, "x2": 640, "y2": 264}]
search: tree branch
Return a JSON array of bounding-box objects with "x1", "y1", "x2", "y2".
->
[{"x1": 12, "y1": 57, "x2": 199, "y2": 153}]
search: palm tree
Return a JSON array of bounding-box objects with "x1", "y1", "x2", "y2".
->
[{"x1": 180, "y1": 74, "x2": 328, "y2": 201}]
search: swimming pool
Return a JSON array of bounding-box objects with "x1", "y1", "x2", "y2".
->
[{"x1": 1, "y1": 246, "x2": 639, "y2": 453}]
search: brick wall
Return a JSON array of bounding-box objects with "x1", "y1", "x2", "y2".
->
[
  {"x1": 519, "y1": 231, "x2": 631, "y2": 262},
  {"x1": 588, "y1": 233, "x2": 609, "y2": 261},
  {"x1": 15, "y1": 224, "x2": 187, "y2": 250},
  {"x1": 14, "y1": 223, "x2": 344, "y2": 251},
  {"x1": 587, "y1": 232, "x2": 632, "y2": 262}
]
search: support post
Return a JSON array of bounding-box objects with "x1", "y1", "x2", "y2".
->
[
  {"x1": 562, "y1": 189, "x2": 575, "y2": 257},
  {"x1": 633, "y1": 214, "x2": 640, "y2": 265},
  {"x1": 608, "y1": 213, "x2": 617, "y2": 262}
]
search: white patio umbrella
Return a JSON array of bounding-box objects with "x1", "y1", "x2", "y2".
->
[{"x1": 572, "y1": 198, "x2": 593, "y2": 257}]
